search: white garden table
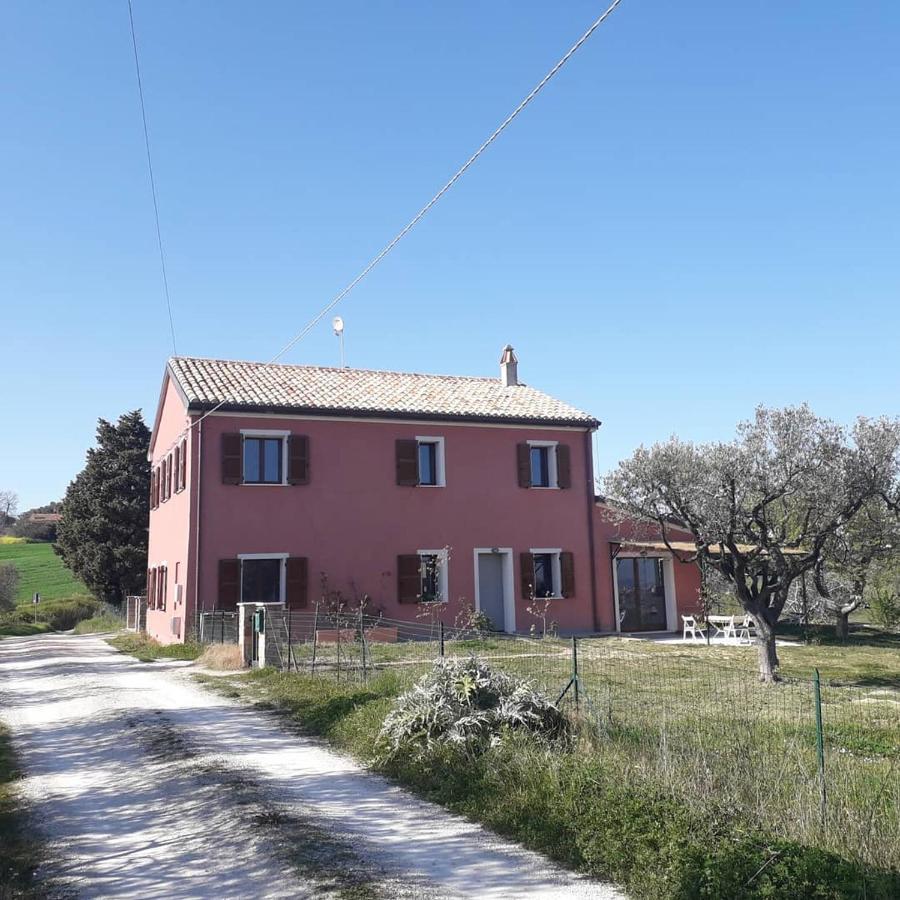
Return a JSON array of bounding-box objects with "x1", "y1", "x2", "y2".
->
[{"x1": 707, "y1": 615, "x2": 738, "y2": 641}]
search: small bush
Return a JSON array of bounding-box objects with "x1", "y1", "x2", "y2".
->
[
  {"x1": 0, "y1": 595, "x2": 100, "y2": 632},
  {"x1": 379, "y1": 657, "x2": 569, "y2": 759},
  {"x1": 42, "y1": 597, "x2": 101, "y2": 631},
  {"x1": 0, "y1": 563, "x2": 19, "y2": 612},
  {"x1": 869, "y1": 584, "x2": 900, "y2": 631}
]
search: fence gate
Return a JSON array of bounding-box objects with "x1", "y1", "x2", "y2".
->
[{"x1": 125, "y1": 595, "x2": 147, "y2": 632}]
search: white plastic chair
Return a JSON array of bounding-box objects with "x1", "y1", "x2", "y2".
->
[
  {"x1": 682, "y1": 615, "x2": 706, "y2": 641},
  {"x1": 735, "y1": 616, "x2": 754, "y2": 644}
]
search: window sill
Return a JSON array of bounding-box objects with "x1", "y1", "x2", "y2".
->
[
  {"x1": 417, "y1": 483, "x2": 445, "y2": 489},
  {"x1": 240, "y1": 482, "x2": 289, "y2": 487},
  {"x1": 529, "y1": 485, "x2": 560, "y2": 491}
]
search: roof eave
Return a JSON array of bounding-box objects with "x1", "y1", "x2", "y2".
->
[{"x1": 186, "y1": 400, "x2": 600, "y2": 430}]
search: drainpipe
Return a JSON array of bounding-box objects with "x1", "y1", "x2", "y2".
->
[
  {"x1": 584, "y1": 428, "x2": 600, "y2": 633},
  {"x1": 192, "y1": 417, "x2": 203, "y2": 626}
]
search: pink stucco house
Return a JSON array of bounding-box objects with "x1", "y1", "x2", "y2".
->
[{"x1": 145, "y1": 348, "x2": 700, "y2": 644}]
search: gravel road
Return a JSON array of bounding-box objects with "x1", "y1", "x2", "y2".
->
[{"x1": 0, "y1": 633, "x2": 622, "y2": 900}]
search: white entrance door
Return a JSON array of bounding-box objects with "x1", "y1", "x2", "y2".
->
[{"x1": 477, "y1": 553, "x2": 505, "y2": 632}]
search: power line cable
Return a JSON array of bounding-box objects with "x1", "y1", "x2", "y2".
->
[
  {"x1": 127, "y1": 0, "x2": 178, "y2": 354},
  {"x1": 155, "y1": 0, "x2": 625, "y2": 457}
]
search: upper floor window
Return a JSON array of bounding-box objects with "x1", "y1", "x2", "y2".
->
[
  {"x1": 222, "y1": 431, "x2": 308, "y2": 486},
  {"x1": 243, "y1": 436, "x2": 283, "y2": 484},
  {"x1": 530, "y1": 445, "x2": 551, "y2": 487},
  {"x1": 396, "y1": 437, "x2": 446, "y2": 487},
  {"x1": 517, "y1": 441, "x2": 571, "y2": 489}
]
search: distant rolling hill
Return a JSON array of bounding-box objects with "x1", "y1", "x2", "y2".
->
[{"x1": 0, "y1": 540, "x2": 90, "y2": 603}]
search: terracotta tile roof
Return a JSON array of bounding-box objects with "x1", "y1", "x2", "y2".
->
[{"x1": 168, "y1": 356, "x2": 598, "y2": 427}]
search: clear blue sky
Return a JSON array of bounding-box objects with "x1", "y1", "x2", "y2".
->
[{"x1": 3, "y1": 1, "x2": 899, "y2": 511}]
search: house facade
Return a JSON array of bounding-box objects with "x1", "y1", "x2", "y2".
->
[{"x1": 145, "y1": 349, "x2": 699, "y2": 644}]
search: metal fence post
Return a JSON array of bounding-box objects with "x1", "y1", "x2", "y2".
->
[
  {"x1": 440, "y1": 621, "x2": 445, "y2": 658},
  {"x1": 359, "y1": 603, "x2": 368, "y2": 683},
  {"x1": 311, "y1": 603, "x2": 319, "y2": 675},
  {"x1": 814, "y1": 668, "x2": 827, "y2": 822},
  {"x1": 287, "y1": 608, "x2": 293, "y2": 672},
  {"x1": 572, "y1": 636, "x2": 580, "y2": 709}
]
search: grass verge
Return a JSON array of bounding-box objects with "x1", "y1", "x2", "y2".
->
[
  {"x1": 197, "y1": 667, "x2": 900, "y2": 900},
  {"x1": 0, "y1": 724, "x2": 43, "y2": 897},
  {"x1": 0, "y1": 622, "x2": 52, "y2": 638},
  {"x1": 73, "y1": 613, "x2": 125, "y2": 635},
  {"x1": 108, "y1": 633, "x2": 204, "y2": 662}
]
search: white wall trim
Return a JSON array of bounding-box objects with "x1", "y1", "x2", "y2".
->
[
  {"x1": 528, "y1": 548, "x2": 563, "y2": 600},
  {"x1": 237, "y1": 552, "x2": 290, "y2": 559},
  {"x1": 526, "y1": 440, "x2": 560, "y2": 488},
  {"x1": 415, "y1": 435, "x2": 446, "y2": 487},
  {"x1": 239, "y1": 429, "x2": 291, "y2": 437},
  {"x1": 611, "y1": 553, "x2": 677, "y2": 633},
  {"x1": 237, "y1": 553, "x2": 288, "y2": 605},
  {"x1": 416, "y1": 548, "x2": 449, "y2": 603},
  {"x1": 238, "y1": 430, "x2": 290, "y2": 485},
  {"x1": 473, "y1": 548, "x2": 515, "y2": 633}
]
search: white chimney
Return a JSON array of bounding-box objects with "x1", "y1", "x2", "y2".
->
[{"x1": 500, "y1": 344, "x2": 518, "y2": 387}]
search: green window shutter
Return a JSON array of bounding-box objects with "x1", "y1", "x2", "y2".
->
[
  {"x1": 221, "y1": 433, "x2": 242, "y2": 485},
  {"x1": 396, "y1": 439, "x2": 419, "y2": 486}
]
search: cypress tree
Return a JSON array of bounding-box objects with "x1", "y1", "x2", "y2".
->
[{"x1": 55, "y1": 410, "x2": 150, "y2": 605}]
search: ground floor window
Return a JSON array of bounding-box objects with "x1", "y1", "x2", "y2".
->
[
  {"x1": 241, "y1": 557, "x2": 283, "y2": 604},
  {"x1": 532, "y1": 552, "x2": 558, "y2": 597},
  {"x1": 418, "y1": 549, "x2": 448, "y2": 602},
  {"x1": 616, "y1": 557, "x2": 668, "y2": 631}
]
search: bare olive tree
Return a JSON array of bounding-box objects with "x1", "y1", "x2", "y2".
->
[
  {"x1": 0, "y1": 489, "x2": 18, "y2": 529},
  {"x1": 813, "y1": 498, "x2": 900, "y2": 640},
  {"x1": 605, "y1": 406, "x2": 900, "y2": 683}
]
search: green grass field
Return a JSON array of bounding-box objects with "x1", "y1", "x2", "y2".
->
[
  {"x1": 224, "y1": 625, "x2": 900, "y2": 881},
  {"x1": 0, "y1": 541, "x2": 89, "y2": 603}
]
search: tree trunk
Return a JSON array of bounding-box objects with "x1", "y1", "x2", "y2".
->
[
  {"x1": 835, "y1": 609, "x2": 851, "y2": 642},
  {"x1": 753, "y1": 615, "x2": 780, "y2": 683}
]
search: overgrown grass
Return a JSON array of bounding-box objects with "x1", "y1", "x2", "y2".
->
[
  {"x1": 0, "y1": 541, "x2": 89, "y2": 603},
  {"x1": 73, "y1": 613, "x2": 125, "y2": 635},
  {"x1": 0, "y1": 621, "x2": 52, "y2": 638},
  {"x1": 0, "y1": 596, "x2": 101, "y2": 633},
  {"x1": 198, "y1": 666, "x2": 900, "y2": 899},
  {"x1": 108, "y1": 633, "x2": 203, "y2": 662},
  {"x1": 0, "y1": 724, "x2": 43, "y2": 897}
]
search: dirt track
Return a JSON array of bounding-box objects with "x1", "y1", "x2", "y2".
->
[{"x1": 0, "y1": 633, "x2": 622, "y2": 899}]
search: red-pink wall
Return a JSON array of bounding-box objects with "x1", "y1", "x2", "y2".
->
[
  {"x1": 145, "y1": 374, "x2": 701, "y2": 643},
  {"x1": 592, "y1": 503, "x2": 702, "y2": 631},
  {"x1": 146, "y1": 377, "x2": 194, "y2": 644},
  {"x1": 191, "y1": 412, "x2": 598, "y2": 634}
]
